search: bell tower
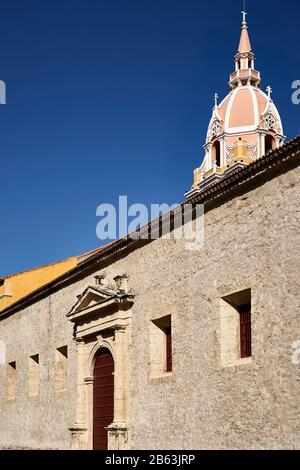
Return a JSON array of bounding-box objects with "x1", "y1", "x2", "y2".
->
[{"x1": 186, "y1": 10, "x2": 285, "y2": 199}]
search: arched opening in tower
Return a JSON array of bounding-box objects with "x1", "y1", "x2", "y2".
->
[
  {"x1": 265, "y1": 135, "x2": 275, "y2": 155},
  {"x1": 213, "y1": 141, "x2": 221, "y2": 167}
]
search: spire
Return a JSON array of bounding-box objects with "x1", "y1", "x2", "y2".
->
[
  {"x1": 229, "y1": 9, "x2": 261, "y2": 89},
  {"x1": 238, "y1": 10, "x2": 252, "y2": 53}
]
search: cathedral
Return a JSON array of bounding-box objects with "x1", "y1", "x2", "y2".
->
[{"x1": 0, "y1": 13, "x2": 299, "y2": 450}]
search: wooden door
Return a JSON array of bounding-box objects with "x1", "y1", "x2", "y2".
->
[{"x1": 93, "y1": 349, "x2": 114, "y2": 450}]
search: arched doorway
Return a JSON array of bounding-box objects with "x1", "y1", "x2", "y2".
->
[{"x1": 93, "y1": 349, "x2": 114, "y2": 450}]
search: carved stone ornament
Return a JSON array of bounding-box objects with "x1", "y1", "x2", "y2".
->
[
  {"x1": 264, "y1": 113, "x2": 276, "y2": 131},
  {"x1": 211, "y1": 120, "x2": 222, "y2": 138},
  {"x1": 226, "y1": 147, "x2": 235, "y2": 163},
  {"x1": 247, "y1": 145, "x2": 258, "y2": 161}
]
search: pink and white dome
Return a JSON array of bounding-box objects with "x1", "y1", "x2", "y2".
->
[
  {"x1": 206, "y1": 85, "x2": 284, "y2": 143},
  {"x1": 217, "y1": 86, "x2": 282, "y2": 135}
]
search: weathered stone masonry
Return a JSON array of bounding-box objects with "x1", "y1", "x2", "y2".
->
[{"x1": 0, "y1": 138, "x2": 300, "y2": 450}]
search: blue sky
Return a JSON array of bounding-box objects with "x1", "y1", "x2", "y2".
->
[{"x1": 0, "y1": 0, "x2": 299, "y2": 276}]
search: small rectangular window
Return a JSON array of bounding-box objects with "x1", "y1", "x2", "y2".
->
[
  {"x1": 28, "y1": 354, "x2": 39, "y2": 397},
  {"x1": 150, "y1": 315, "x2": 173, "y2": 378},
  {"x1": 220, "y1": 288, "x2": 252, "y2": 367},
  {"x1": 6, "y1": 361, "x2": 17, "y2": 401},
  {"x1": 55, "y1": 346, "x2": 68, "y2": 392}
]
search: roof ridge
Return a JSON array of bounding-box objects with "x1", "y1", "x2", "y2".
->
[{"x1": 77, "y1": 243, "x2": 113, "y2": 263}]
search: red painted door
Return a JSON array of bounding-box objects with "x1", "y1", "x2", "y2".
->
[{"x1": 93, "y1": 349, "x2": 114, "y2": 450}]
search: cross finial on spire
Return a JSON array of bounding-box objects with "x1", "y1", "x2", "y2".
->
[
  {"x1": 214, "y1": 93, "x2": 218, "y2": 108},
  {"x1": 266, "y1": 86, "x2": 273, "y2": 99},
  {"x1": 242, "y1": 0, "x2": 247, "y2": 25}
]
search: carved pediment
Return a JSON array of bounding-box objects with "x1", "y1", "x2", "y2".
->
[
  {"x1": 68, "y1": 286, "x2": 117, "y2": 316},
  {"x1": 67, "y1": 285, "x2": 134, "y2": 324}
]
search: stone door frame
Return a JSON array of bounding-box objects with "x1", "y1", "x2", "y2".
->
[{"x1": 67, "y1": 279, "x2": 133, "y2": 450}]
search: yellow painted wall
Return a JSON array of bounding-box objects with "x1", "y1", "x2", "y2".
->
[{"x1": 0, "y1": 257, "x2": 78, "y2": 311}]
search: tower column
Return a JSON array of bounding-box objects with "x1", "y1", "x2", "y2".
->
[
  {"x1": 207, "y1": 144, "x2": 212, "y2": 171},
  {"x1": 275, "y1": 135, "x2": 282, "y2": 149}
]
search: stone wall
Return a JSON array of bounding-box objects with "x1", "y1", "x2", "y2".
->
[{"x1": 0, "y1": 163, "x2": 299, "y2": 449}]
